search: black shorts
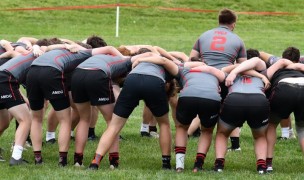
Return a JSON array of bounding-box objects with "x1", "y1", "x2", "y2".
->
[
  {"x1": 220, "y1": 93, "x2": 269, "y2": 129},
  {"x1": 26, "y1": 66, "x2": 69, "y2": 111},
  {"x1": 114, "y1": 74, "x2": 169, "y2": 118},
  {"x1": 269, "y1": 82, "x2": 304, "y2": 126},
  {"x1": 64, "y1": 71, "x2": 73, "y2": 91},
  {"x1": 176, "y1": 97, "x2": 220, "y2": 128},
  {"x1": 0, "y1": 71, "x2": 25, "y2": 109},
  {"x1": 71, "y1": 69, "x2": 115, "y2": 106},
  {"x1": 220, "y1": 82, "x2": 228, "y2": 103}
]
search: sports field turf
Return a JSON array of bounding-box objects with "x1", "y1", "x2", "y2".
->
[{"x1": 0, "y1": 0, "x2": 304, "y2": 179}]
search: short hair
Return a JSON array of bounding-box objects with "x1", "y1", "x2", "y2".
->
[
  {"x1": 86, "y1": 35, "x2": 107, "y2": 48},
  {"x1": 282, "y1": 47, "x2": 300, "y2": 63},
  {"x1": 35, "y1": 38, "x2": 51, "y2": 46},
  {"x1": 218, "y1": 8, "x2": 237, "y2": 25},
  {"x1": 48, "y1": 37, "x2": 64, "y2": 45},
  {"x1": 117, "y1": 46, "x2": 131, "y2": 56},
  {"x1": 137, "y1": 48, "x2": 151, "y2": 55},
  {"x1": 246, "y1": 48, "x2": 260, "y2": 59}
]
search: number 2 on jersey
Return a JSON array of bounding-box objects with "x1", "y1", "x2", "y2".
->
[{"x1": 210, "y1": 36, "x2": 226, "y2": 51}]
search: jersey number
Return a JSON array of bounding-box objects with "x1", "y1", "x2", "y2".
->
[{"x1": 210, "y1": 36, "x2": 226, "y2": 51}]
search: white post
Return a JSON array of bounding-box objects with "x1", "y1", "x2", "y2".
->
[{"x1": 115, "y1": 2, "x2": 120, "y2": 37}]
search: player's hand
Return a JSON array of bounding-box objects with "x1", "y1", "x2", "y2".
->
[
  {"x1": 262, "y1": 76, "x2": 271, "y2": 90},
  {"x1": 132, "y1": 60, "x2": 140, "y2": 69},
  {"x1": 32, "y1": 45, "x2": 44, "y2": 57},
  {"x1": 225, "y1": 73, "x2": 236, "y2": 87},
  {"x1": 66, "y1": 44, "x2": 80, "y2": 53}
]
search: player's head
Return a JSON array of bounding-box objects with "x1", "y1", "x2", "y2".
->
[
  {"x1": 246, "y1": 48, "x2": 260, "y2": 59},
  {"x1": 218, "y1": 8, "x2": 237, "y2": 30},
  {"x1": 48, "y1": 37, "x2": 64, "y2": 45},
  {"x1": 35, "y1": 38, "x2": 51, "y2": 46},
  {"x1": 282, "y1": 46, "x2": 300, "y2": 63},
  {"x1": 117, "y1": 46, "x2": 132, "y2": 56},
  {"x1": 136, "y1": 48, "x2": 152, "y2": 55},
  {"x1": 86, "y1": 35, "x2": 107, "y2": 48}
]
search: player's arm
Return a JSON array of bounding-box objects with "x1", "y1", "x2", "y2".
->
[
  {"x1": 133, "y1": 56, "x2": 179, "y2": 76},
  {"x1": 225, "y1": 58, "x2": 266, "y2": 86},
  {"x1": 285, "y1": 63, "x2": 304, "y2": 72},
  {"x1": 190, "y1": 65, "x2": 226, "y2": 82},
  {"x1": 266, "y1": 58, "x2": 293, "y2": 80},
  {"x1": 259, "y1": 51, "x2": 273, "y2": 63},
  {"x1": 92, "y1": 46, "x2": 124, "y2": 57}
]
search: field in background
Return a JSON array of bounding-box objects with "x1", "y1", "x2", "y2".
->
[{"x1": 1, "y1": 0, "x2": 304, "y2": 179}]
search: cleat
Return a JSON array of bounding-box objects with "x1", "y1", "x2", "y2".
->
[
  {"x1": 35, "y1": 157, "x2": 43, "y2": 165},
  {"x1": 257, "y1": 165, "x2": 267, "y2": 174},
  {"x1": 25, "y1": 140, "x2": 32, "y2": 148},
  {"x1": 46, "y1": 138, "x2": 56, "y2": 144},
  {"x1": 277, "y1": 136, "x2": 289, "y2": 140},
  {"x1": 213, "y1": 159, "x2": 224, "y2": 172},
  {"x1": 192, "y1": 166, "x2": 203, "y2": 173},
  {"x1": 74, "y1": 162, "x2": 85, "y2": 167},
  {"x1": 213, "y1": 167, "x2": 223, "y2": 172},
  {"x1": 0, "y1": 148, "x2": 5, "y2": 162},
  {"x1": 176, "y1": 167, "x2": 184, "y2": 173},
  {"x1": 88, "y1": 134, "x2": 98, "y2": 141},
  {"x1": 150, "y1": 131, "x2": 159, "y2": 138},
  {"x1": 227, "y1": 147, "x2": 241, "y2": 152},
  {"x1": 140, "y1": 131, "x2": 151, "y2": 137},
  {"x1": 88, "y1": 163, "x2": 99, "y2": 170},
  {"x1": 58, "y1": 157, "x2": 67, "y2": 167},
  {"x1": 266, "y1": 163, "x2": 273, "y2": 173},
  {"x1": 119, "y1": 135, "x2": 125, "y2": 141},
  {"x1": 9, "y1": 157, "x2": 29, "y2": 166},
  {"x1": 162, "y1": 163, "x2": 172, "y2": 170}
]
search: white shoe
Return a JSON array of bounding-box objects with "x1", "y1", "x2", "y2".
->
[
  {"x1": 74, "y1": 162, "x2": 85, "y2": 167},
  {"x1": 150, "y1": 131, "x2": 159, "y2": 138}
]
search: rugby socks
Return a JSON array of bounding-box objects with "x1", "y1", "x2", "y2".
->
[
  {"x1": 162, "y1": 155, "x2": 171, "y2": 169},
  {"x1": 74, "y1": 152, "x2": 83, "y2": 165},
  {"x1": 214, "y1": 158, "x2": 225, "y2": 171},
  {"x1": 46, "y1": 131, "x2": 56, "y2": 141},
  {"x1": 59, "y1": 152, "x2": 68, "y2": 167},
  {"x1": 281, "y1": 127, "x2": 289, "y2": 138},
  {"x1": 256, "y1": 159, "x2": 266, "y2": 171},
  {"x1": 88, "y1": 128, "x2": 96, "y2": 138},
  {"x1": 109, "y1": 152, "x2": 119, "y2": 168},
  {"x1": 149, "y1": 126, "x2": 157, "y2": 133},
  {"x1": 175, "y1": 146, "x2": 186, "y2": 170},
  {"x1": 34, "y1": 151, "x2": 43, "y2": 164},
  {"x1": 12, "y1": 145, "x2": 23, "y2": 160},
  {"x1": 91, "y1": 153, "x2": 103, "y2": 166},
  {"x1": 140, "y1": 123, "x2": 149, "y2": 133},
  {"x1": 193, "y1": 153, "x2": 206, "y2": 170},
  {"x1": 230, "y1": 137, "x2": 240, "y2": 149},
  {"x1": 266, "y1": 157, "x2": 272, "y2": 166}
]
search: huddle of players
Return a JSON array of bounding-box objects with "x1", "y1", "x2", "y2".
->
[{"x1": 1, "y1": 8, "x2": 304, "y2": 175}]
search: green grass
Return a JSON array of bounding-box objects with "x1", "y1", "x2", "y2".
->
[{"x1": 1, "y1": 0, "x2": 304, "y2": 179}]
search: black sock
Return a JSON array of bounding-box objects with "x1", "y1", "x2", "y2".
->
[
  {"x1": 109, "y1": 152, "x2": 119, "y2": 167},
  {"x1": 149, "y1": 126, "x2": 157, "y2": 133},
  {"x1": 162, "y1": 155, "x2": 171, "y2": 169},
  {"x1": 74, "y1": 152, "x2": 83, "y2": 165},
  {"x1": 230, "y1": 137, "x2": 240, "y2": 149},
  {"x1": 59, "y1": 152, "x2": 68, "y2": 166},
  {"x1": 194, "y1": 153, "x2": 206, "y2": 168},
  {"x1": 88, "y1": 127, "x2": 96, "y2": 137},
  {"x1": 266, "y1": 157, "x2": 272, "y2": 165}
]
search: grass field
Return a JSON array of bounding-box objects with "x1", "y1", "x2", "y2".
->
[{"x1": 1, "y1": 0, "x2": 304, "y2": 179}]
